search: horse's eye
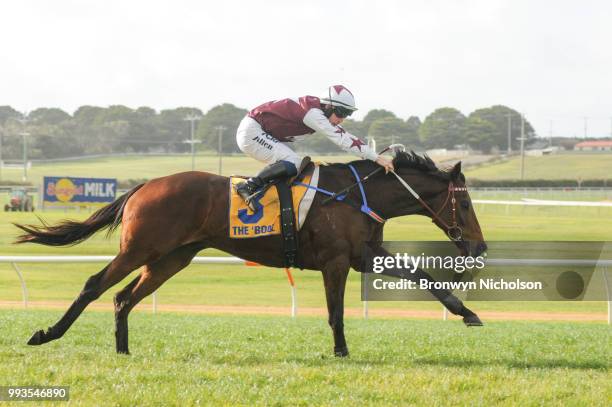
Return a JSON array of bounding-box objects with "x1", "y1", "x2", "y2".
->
[{"x1": 461, "y1": 200, "x2": 470, "y2": 210}]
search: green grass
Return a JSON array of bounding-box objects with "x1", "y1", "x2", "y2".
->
[
  {"x1": 1, "y1": 310, "x2": 610, "y2": 406},
  {"x1": 465, "y1": 153, "x2": 612, "y2": 180}
]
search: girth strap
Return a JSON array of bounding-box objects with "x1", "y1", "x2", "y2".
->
[{"x1": 275, "y1": 181, "x2": 300, "y2": 268}]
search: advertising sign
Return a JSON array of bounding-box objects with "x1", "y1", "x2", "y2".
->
[{"x1": 43, "y1": 176, "x2": 117, "y2": 208}]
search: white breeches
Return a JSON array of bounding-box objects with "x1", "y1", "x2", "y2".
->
[{"x1": 235, "y1": 116, "x2": 302, "y2": 168}]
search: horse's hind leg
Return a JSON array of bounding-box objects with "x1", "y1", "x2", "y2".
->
[
  {"x1": 321, "y1": 256, "x2": 351, "y2": 357},
  {"x1": 27, "y1": 253, "x2": 146, "y2": 346},
  {"x1": 113, "y1": 243, "x2": 203, "y2": 354}
]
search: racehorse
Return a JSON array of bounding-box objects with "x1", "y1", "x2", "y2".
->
[{"x1": 14, "y1": 150, "x2": 487, "y2": 356}]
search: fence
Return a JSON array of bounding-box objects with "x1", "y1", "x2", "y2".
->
[
  {"x1": 0, "y1": 256, "x2": 296, "y2": 317},
  {"x1": 1, "y1": 255, "x2": 610, "y2": 324},
  {"x1": 472, "y1": 199, "x2": 612, "y2": 207}
]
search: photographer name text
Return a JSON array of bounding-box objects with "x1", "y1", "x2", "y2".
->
[{"x1": 372, "y1": 278, "x2": 543, "y2": 291}]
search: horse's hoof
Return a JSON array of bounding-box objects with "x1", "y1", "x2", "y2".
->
[
  {"x1": 463, "y1": 315, "x2": 483, "y2": 327},
  {"x1": 116, "y1": 349, "x2": 130, "y2": 355},
  {"x1": 334, "y1": 347, "x2": 349, "y2": 357},
  {"x1": 27, "y1": 329, "x2": 46, "y2": 345}
]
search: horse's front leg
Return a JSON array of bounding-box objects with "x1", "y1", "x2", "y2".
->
[
  {"x1": 365, "y1": 245, "x2": 483, "y2": 326},
  {"x1": 321, "y1": 256, "x2": 350, "y2": 357}
]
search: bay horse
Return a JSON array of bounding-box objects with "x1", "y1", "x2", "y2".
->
[{"x1": 14, "y1": 151, "x2": 487, "y2": 356}]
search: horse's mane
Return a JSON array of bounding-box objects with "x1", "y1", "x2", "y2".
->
[
  {"x1": 326, "y1": 150, "x2": 448, "y2": 178},
  {"x1": 392, "y1": 150, "x2": 439, "y2": 173}
]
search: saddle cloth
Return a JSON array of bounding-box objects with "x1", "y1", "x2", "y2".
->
[{"x1": 228, "y1": 165, "x2": 320, "y2": 239}]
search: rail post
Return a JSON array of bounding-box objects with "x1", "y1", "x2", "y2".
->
[
  {"x1": 11, "y1": 262, "x2": 28, "y2": 308},
  {"x1": 602, "y1": 267, "x2": 611, "y2": 325},
  {"x1": 284, "y1": 268, "x2": 297, "y2": 318}
]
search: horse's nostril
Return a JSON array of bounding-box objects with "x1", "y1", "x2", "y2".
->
[{"x1": 475, "y1": 242, "x2": 488, "y2": 256}]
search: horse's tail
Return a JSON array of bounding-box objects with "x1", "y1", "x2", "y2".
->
[{"x1": 13, "y1": 184, "x2": 145, "y2": 246}]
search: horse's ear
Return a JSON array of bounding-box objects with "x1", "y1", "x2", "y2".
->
[{"x1": 451, "y1": 161, "x2": 462, "y2": 180}]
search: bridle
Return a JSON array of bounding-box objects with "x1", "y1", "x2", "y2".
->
[{"x1": 390, "y1": 171, "x2": 467, "y2": 241}]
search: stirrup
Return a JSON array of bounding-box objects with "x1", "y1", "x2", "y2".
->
[
  {"x1": 244, "y1": 182, "x2": 274, "y2": 211},
  {"x1": 244, "y1": 192, "x2": 261, "y2": 212}
]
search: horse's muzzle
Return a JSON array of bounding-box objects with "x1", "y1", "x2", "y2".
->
[
  {"x1": 472, "y1": 241, "x2": 488, "y2": 257},
  {"x1": 458, "y1": 240, "x2": 488, "y2": 257}
]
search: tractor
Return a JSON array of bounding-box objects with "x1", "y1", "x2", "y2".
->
[{"x1": 4, "y1": 188, "x2": 35, "y2": 212}]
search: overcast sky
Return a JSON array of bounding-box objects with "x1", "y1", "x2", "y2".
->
[{"x1": 1, "y1": 0, "x2": 611, "y2": 138}]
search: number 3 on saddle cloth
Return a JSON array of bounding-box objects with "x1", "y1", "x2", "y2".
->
[{"x1": 228, "y1": 165, "x2": 320, "y2": 240}]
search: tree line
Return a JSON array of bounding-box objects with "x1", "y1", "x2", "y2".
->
[{"x1": 0, "y1": 103, "x2": 535, "y2": 160}]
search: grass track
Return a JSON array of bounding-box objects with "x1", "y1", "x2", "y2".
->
[{"x1": 1, "y1": 310, "x2": 610, "y2": 406}]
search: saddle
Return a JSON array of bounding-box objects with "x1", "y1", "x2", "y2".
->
[{"x1": 228, "y1": 159, "x2": 318, "y2": 268}]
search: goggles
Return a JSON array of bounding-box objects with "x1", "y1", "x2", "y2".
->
[{"x1": 333, "y1": 106, "x2": 354, "y2": 119}]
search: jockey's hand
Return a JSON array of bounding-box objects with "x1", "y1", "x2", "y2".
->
[{"x1": 375, "y1": 155, "x2": 395, "y2": 173}]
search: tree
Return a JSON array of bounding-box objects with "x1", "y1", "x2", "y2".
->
[
  {"x1": 419, "y1": 107, "x2": 466, "y2": 149},
  {"x1": 74, "y1": 105, "x2": 105, "y2": 126},
  {"x1": 368, "y1": 117, "x2": 419, "y2": 149},
  {"x1": 30, "y1": 121, "x2": 82, "y2": 158},
  {"x1": 406, "y1": 116, "x2": 421, "y2": 132},
  {"x1": 0, "y1": 107, "x2": 31, "y2": 160},
  {"x1": 340, "y1": 118, "x2": 368, "y2": 137},
  {"x1": 0, "y1": 105, "x2": 23, "y2": 125},
  {"x1": 73, "y1": 106, "x2": 109, "y2": 154},
  {"x1": 29, "y1": 108, "x2": 71, "y2": 125},
  {"x1": 462, "y1": 116, "x2": 498, "y2": 153},
  {"x1": 95, "y1": 105, "x2": 134, "y2": 124},
  {"x1": 197, "y1": 104, "x2": 248, "y2": 153},
  {"x1": 127, "y1": 106, "x2": 160, "y2": 152},
  {"x1": 362, "y1": 109, "x2": 396, "y2": 133},
  {"x1": 405, "y1": 116, "x2": 422, "y2": 148},
  {"x1": 468, "y1": 105, "x2": 536, "y2": 152},
  {"x1": 158, "y1": 107, "x2": 204, "y2": 153}
]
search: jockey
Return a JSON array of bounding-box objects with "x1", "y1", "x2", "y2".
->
[{"x1": 235, "y1": 85, "x2": 395, "y2": 209}]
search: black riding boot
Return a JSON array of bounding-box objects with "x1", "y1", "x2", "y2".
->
[{"x1": 235, "y1": 161, "x2": 297, "y2": 210}]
